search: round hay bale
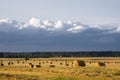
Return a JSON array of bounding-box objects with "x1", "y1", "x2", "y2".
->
[
  {"x1": 39, "y1": 63, "x2": 41, "y2": 65},
  {"x1": 23, "y1": 61, "x2": 25, "y2": 64},
  {"x1": 0, "y1": 60, "x2": 3, "y2": 63},
  {"x1": 29, "y1": 63, "x2": 32, "y2": 65},
  {"x1": 89, "y1": 62, "x2": 92, "y2": 64},
  {"x1": 49, "y1": 62, "x2": 52, "y2": 64},
  {"x1": 73, "y1": 60, "x2": 86, "y2": 67},
  {"x1": 46, "y1": 61, "x2": 48, "y2": 63},
  {"x1": 42, "y1": 61, "x2": 45, "y2": 64},
  {"x1": 11, "y1": 62, "x2": 14, "y2": 65},
  {"x1": 29, "y1": 64, "x2": 34, "y2": 68},
  {"x1": 35, "y1": 65, "x2": 41, "y2": 68},
  {"x1": 17, "y1": 61, "x2": 19, "y2": 64},
  {"x1": 8, "y1": 62, "x2": 13, "y2": 65},
  {"x1": 0, "y1": 63, "x2": 4, "y2": 66},
  {"x1": 107, "y1": 62, "x2": 109, "y2": 64},
  {"x1": 96, "y1": 62, "x2": 106, "y2": 67},
  {"x1": 8, "y1": 62, "x2": 10, "y2": 65},
  {"x1": 71, "y1": 62, "x2": 73, "y2": 64},
  {"x1": 60, "y1": 62, "x2": 62, "y2": 65},
  {"x1": 49, "y1": 65, "x2": 55, "y2": 67},
  {"x1": 65, "y1": 63, "x2": 69, "y2": 66}
]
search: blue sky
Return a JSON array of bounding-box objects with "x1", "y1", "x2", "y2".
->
[
  {"x1": 0, "y1": 0, "x2": 120, "y2": 52},
  {"x1": 0, "y1": 0, "x2": 120, "y2": 24}
]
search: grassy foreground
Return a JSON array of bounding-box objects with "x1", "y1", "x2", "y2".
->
[{"x1": 0, "y1": 57, "x2": 120, "y2": 80}]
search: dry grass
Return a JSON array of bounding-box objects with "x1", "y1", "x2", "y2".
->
[{"x1": 0, "y1": 57, "x2": 120, "y2": 80}]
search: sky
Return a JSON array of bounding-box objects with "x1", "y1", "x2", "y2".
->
[
  {"x1": 0, "y1": 0, "x2": 120, "y2": 52},
  {"x1": 0, "y1": 0, "x2": 120, "y2": 24}
]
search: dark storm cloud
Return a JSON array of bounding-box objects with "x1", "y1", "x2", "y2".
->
[{"x1": 0, "y1": 18, "x2": 120, "y2": 52}]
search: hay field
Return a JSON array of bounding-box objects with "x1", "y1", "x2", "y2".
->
[{"x1": 0, "y1": 57, "x2": 120, "y2": 80}]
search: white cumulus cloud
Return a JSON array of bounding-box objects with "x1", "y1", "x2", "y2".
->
[
  {"x1": 54, "y1": 20, "x2": 63, "y2": 29},
  {"x1": 0, "y1": 18, "x2": 120, "y2": 34},
  {"x1": 67, "y1": 25, "x2": 86, "y2": 33},
  {"x1": 29, "y1": 18, "x2": 41, "y2": 27}
]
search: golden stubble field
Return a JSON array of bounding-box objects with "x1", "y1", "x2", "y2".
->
[{"x1": 0, "y1": 57, "x2": 120, "y2": 80}]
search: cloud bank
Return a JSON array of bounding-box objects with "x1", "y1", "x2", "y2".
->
[{"x1": 0, "y1": 18, "x2": 120, "y2": 52}]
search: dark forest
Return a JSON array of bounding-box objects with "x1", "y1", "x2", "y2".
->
[{"x1": 0, "y1": 51, "x2": 120, "y2": 58}]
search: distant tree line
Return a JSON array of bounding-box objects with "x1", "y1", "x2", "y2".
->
[{"x1": 0, "y1": 51, "x2": 120, "y2": 58}]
